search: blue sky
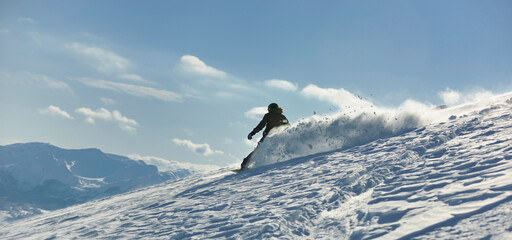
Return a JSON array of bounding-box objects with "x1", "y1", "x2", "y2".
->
[{"x1": 1, "y1": 1, "x2": 511, "y2": 170}]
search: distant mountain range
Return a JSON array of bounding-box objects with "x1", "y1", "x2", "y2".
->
[{"x1": 0, "y1": 142, "x2": 193, "y2": 221}]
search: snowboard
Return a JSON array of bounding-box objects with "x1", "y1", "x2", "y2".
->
[{"x1": 231, "y1": 168, "x2": 247, "y2": 173}]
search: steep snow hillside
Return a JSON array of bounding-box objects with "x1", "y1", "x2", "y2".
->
[
  {"x1": 0, "y1": 143, "x2": 192, "y2": 221},
  {"x1": 1, "y1": 94, "x2": 512, "y2": 239}
]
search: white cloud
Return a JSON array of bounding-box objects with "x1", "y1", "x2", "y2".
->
[
  {"x1": 117, "y1": 74, "x2": 154, "y2": 84},
  {"x1": 244, "y1": 107, "x2": 267, "y2": 120},
  {"x1": 215, "y1": 91, "x2": 240, "y2": 99},
  {"x1": 0, "y1": 71, "x2": 73, "y2": 93},
  {"x1": 119, "y1": 125, "x2": 137, "y2": 133},
  {"x1": 100, "y1": 97, "x2": 116, "y2": 105},
  {"x1": 172, "y1": 138, "x2": 224, "y2": 156},
  {"x1": 65, "y1": 42, "x2": 130, "y2": 74},
  {"x1": 174, "y1": 55, "x2": 260, "y2": 99},
  {"x1": 30, "y1": 73, "x2": 73, "y2": 92},
  {"x1": 65, "y1": 42, "x2": 156, "y2": 88},
  {"x1": 75, "y1": 107, "x2": 138, "y2": 133},
  {"x1": 127, "y1": 154, "x2": 220, "y2": 172},
  {"x1": 438, "y1": 88, "x2": 461, "y2": 105},
  {"x1": 0, "y1": 29, "x2": 9, "y2": 34},
  {"x1": 75, "y1": 107, "x2": 111, "y2": 124},
  {"x1": 301, "y1": 84, "x2": 373, "y2": 109},
  {"x1": 264, "y1": 79, "x2": 298, "y2": 91},
  {"x1": 18, "y1": 17, "x2": 35, "y2": 24},
  {"x1": 178, "y1": 55, "x2": 227, "y2": 78},
  {"x1": 77, "y1": 78, "x2": 182, "y2": 102},
  {"x1": 112, "y1": 110, "x2": 138, "y2": 126},
  {"x1": 39, "y1": 105, "x2": 73, "y2": 119}
]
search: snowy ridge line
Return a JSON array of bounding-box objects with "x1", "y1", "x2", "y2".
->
[{"x1": 251, "y1": 92, "x2": 512, "y2": 168}]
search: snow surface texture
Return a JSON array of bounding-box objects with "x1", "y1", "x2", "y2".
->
[
  {"x1": 0, "y1": 143, "x2": 192, "y2": 222},
  {"x1": 1, "y1": 94, "x2": 512, "y2": 239}
]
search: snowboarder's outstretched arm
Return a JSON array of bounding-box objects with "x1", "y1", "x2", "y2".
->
[
  {"x1": 248, "y1": 114, "x2": 268, "y2": 140},
  {"x1": 252, "y1": 114, "x2": 268, "y2": 133}
]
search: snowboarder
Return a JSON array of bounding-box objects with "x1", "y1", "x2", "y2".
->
[{"x1": 240, "y1": 103, "x2": 289, "y2": 170}]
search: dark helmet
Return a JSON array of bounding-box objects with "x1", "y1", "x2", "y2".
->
[{"x1": 268, "y1": 103, "x2": 279, "y2": 112}]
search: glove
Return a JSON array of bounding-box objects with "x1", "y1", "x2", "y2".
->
[{"x1": 248, "y1": 131, "x2": 255, "y2": 140}]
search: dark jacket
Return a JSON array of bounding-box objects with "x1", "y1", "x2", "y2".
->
[{"x1": 252, "y1": 107, "x2": 289, "y2": 140}]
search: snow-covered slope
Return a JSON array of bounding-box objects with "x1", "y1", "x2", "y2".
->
[
  {"x1": 1, "y1": 94, "x2": 512, "y2": 239},
  {"x1": 0, "y1": 143, "x2": 193, "y2": 221}
]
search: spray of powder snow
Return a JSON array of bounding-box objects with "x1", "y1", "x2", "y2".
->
[{"x1": 249, "y1": 90, "x2": 512, "y2": 168}]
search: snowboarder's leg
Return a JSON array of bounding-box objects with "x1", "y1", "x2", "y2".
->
[
  {"x1": 241, "y1": 152, "x2": 253, "y2": 169},
  {"x1": 241, "y1": 141, "x2": 262, "y2": 169},
  {"x1": 259, "y1": 132, "x2": 267, "y2": 143}
]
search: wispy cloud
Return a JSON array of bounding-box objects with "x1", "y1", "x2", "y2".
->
[
  {"x1": 128, "y1": 154, "x2": 220, "y2": 172},
  {"x1": 77, "y1": 78, "x2": 182, "y2": 102},
  {"x1": 300, "y1": 84, "x2": 373, "y2": 109},
  {"x1": 178, "y1": 55, "x2": 227, "y2": 78},
  {"x1": 29, "y1": 73, "x2": 73, "y2": 92},
  {"x1": 75, "y1": 107, "x2": 138, "y2": 133},
  {"x1": 172, "y1": 138, "x2": 224, "y2": 156},
  {"x1": 175, "y1": 55, "x2": 260, "y2": 99},
  {"x1": 244, "y1": 107, "x2": 267, "y2": 120},
  {"x1": 18, "y1": 17, "x2": 35, "y2": 24},
  {"x1": 65, "y1": 42, "x2": 130, "y2": 74},
  {"x1": 0, "y1": 29, "x2": 9, "y2": 34},
  {"x1": 22, "y1": 33, "x2": 148, "y2": 86},
  {"x1": 264, "y1": 79, "x2": 298, "y2": 91},
  {"x1": 117, "y1": 74, "x2": 154, "y2": 84},
  {"x1": 39, "y1": 105, "x2": 73, "y2": 119},
  {"x1": 0, "y1": 71, "x2": 73, "y2": 93},
  {"x1": 100, "y1": 97, "x2": 116, "y2": 105},
  {"x1": 215, "y1": 91, "x2": 240, "y2": 99}
]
